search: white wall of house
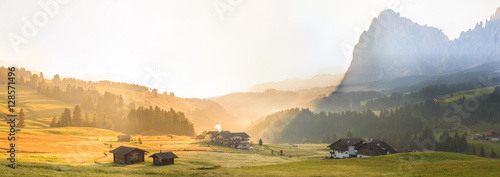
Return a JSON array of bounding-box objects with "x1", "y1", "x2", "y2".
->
[
  {"x1": 333, "y1": 150, "x2": 350, "y2": 158},
  {"x1": 357, "y1": 154, "x2": 371, "y2": 158},
  {"x1": 348, "y1": 146, "x2": 357, "y2": 155}
]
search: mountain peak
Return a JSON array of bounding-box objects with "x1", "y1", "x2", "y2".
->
[
  {"x1": 491, "y1": 7, "x2": 500, "y2": 21},
  {"x1": 378, "y1": 9, "x2": 399, "y2": 18},
  {"x1": 341, "y1": 8, "x2": 500, "y2": 86}
]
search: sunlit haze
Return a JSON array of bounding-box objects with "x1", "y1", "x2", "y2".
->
[{"x1": 1, "y1": 0, "x2": 498, "y2": 98}]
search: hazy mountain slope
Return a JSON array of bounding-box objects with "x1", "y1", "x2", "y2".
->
[
  {"x1": 211, "y1": 75, "x2": 343, "y2": 127},
  {"x1": 447, "y1": 7, "x2": 500, "y2": 71},
  {"x1": 251, "y1": 74, "x2": 344, "y2": 92},
  {"x1": 96, "y1": 85, "x2": 238, "y2": 132},
  {"x1": 342, "y1": 8, "x2": 500, "y2": 86},
  {"x1": 211, "y1": 89, "x2": 321, "y2": 127},
  {"x1": 2, "y1": 67, "x2": 238, "y2": 134},
  {"x1": 184, "y1": 98, "x2": 244, "y2": 132}
]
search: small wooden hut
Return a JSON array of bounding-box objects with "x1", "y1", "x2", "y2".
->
[
  {"x1": 109, "y1": 146, "x2": 147, "y2": 164},
  {"x1": 149, "y1": 151, "x2": 178, "y2": 165},
  {"x1": 117, "y1": 135, "x2": 131, "y2": 142}
]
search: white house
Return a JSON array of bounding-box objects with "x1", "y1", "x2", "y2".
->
[
  {"x1": 327, "y1": 138, "x2": 363, "y2": 158},
  {"x1": 207, "y1": 131, "x2": 250, "y2": 149}
]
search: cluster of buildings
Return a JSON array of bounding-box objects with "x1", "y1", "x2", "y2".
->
[
  {"x1": 326, "y1": 138, "x2": 397, "y2": 159},
  {"x1": 108, "y1": 130, "x2": 251, "y2": 165},
  {"x1": 109, "y1": 146, "x2": 178, "y2": 165},
  {"x1": 109, "y1": 134, "x2": 399, "y2": 165},
  {"x1": 206, "y1": 131, "x2": 251, "y2": 149},
  {"x1": 475, "y1": 130, "x2": 500, "y2": 141}
]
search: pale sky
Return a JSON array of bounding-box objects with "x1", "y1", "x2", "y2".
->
[{"x1": 1, "y1": 0, "x2": 499, "y2": 98}]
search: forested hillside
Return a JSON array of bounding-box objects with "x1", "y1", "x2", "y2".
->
[
  {"x1": 248, "y1": 86, "x2": 500, "y2": 153},
  {"x1": 0, "y1": 66, "x2": 221, "y2": 134}
]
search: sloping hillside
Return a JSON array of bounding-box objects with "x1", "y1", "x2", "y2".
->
[{"x1": 0, "y1": 67, "x2": 238, "y2": 133}]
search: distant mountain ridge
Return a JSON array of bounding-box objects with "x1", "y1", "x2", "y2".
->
[
  {"x1": 251, "y1": 74, "x2": 344, "y2": 92},
  {"x1": 342, "y1": 7, "x2": 500, "y2": 85}
]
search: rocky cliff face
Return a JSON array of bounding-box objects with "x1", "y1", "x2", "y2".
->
[{"x1": 342, "y1": 8, "x2": 500, "y2": 85}]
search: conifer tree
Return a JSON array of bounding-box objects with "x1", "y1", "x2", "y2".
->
[
  {"x1": 91, "y1": 112, "x2": 99, "y2": 127},
  {"x1": 346, "y1": 131, "x2": 353, "y2": 138},
  {"x1": 480, "y1": 146, "x2": 486, "y2": 157},
  {"x1": 60, "y1": 108, "x2": 72, "y2": 126},
  {"x1": 84, "y1": 112, "x2": 90, "y2": 127},
  {"x1": 490, "y1": 149, "x2": 497, "y2": 158},
  {"x1": 72, "y1": 105, "x2": 82, "y2": 127},
  {"x1": 50, "y1": 116, "x2": 57, "y2": 128},
  {"x1": 18, "y1": 108, "x2": 26, "y2": 128}
]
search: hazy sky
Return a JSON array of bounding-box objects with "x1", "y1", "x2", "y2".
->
[{"x1": 1, "y1": 0, "x2": 499, "y2": 98}]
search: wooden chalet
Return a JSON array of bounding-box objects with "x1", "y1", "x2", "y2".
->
[
  {"x1": 109, "y1": 146, "x2": 148, "y2": 164},
  {"x1": 149, "y1": 151, "x2": 178, "y2": 165},
  {"x1": 327, "y1": 138, "x2": 363, "y2": 158},
  {"x1": 356, "y1": 141, "x2": 397, "y2": 157},
  {"x1": 486, "y1": 131, "x2": 500, "y2": 141},
  {"x1": 214, "y1": 132, "x2": 250, "y2": 149},
  {"x1": 206, "y1": 131, "x2": 230, "y2": 142},
  {"x1": 117, "y1": 135, "x2": 132, "y2": 142},
  {"x1": 303, "y1": 139, "x2": 312, "y2": 144},
  {"x1": 486, "y1": 131, "x2": 499, "y2": 138}
]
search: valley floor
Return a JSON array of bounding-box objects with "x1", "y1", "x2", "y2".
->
[
  {"x1": 1, "y1": 127, "x2": 499, "y2": 176},
  {"x1": 1, "y1": 151, "x2": 499, "y2": 176}
]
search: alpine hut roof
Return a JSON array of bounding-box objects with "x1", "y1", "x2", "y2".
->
[
  {"x1": 117, "y1": 135, "x2": 132, "y2": 138},
  {"x1": 358, "y1": 141, "x2": 397, "y2": 155},
  {"x1": 149, "y1": 152, "x2": 178, "y2": 159},
  {"x1": 327, "y1": 138, "x2": 363, "y2": 147},
  {"x1": 109, "y1": 146, "x2": 147, "y2": 155}
]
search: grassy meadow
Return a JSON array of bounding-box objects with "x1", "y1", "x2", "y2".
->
[
  {"x1": 0, "y1": 126, "x2": 499, "y2": 176},
  {"x1": 0, "y1": 79, "x2": 499, "y2": 176}
]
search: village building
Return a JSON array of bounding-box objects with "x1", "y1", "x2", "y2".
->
[
  {"x1": 207, "y1": 131, "x2": 251, "y2": 149},
  {"x1": 149, "y1": 151, "x2": 178, "y2": 165},
  {"x1": 486, "y1": 131, "x2": 500, "y2": 141},
  {"x1": 206, "y1": 131, "x2": 230, "y2": 142},
  {"x1": 117, "y1": 135, "x2": 132, "y2": 142},
  {"x1": 327, "y1": 138, "x2": 363, "y2": 158},
  {"x1": 214, "y1": 132, "x2": 251, "y2": 149},
  {"x1": 327, "y1": 138, "x2": 397, "y2": 159},
  {"x1": 356, "y1": 141, "x2": 398, "y2": 157},
  {"x1": 109, "y1": 146, "x2": 148, "y2": 164},
  {"x1": 303, "y1": 139, "x2": 312, "y2": 144},
  {"x1": 433, "y1": 98, "x2": 445, "y2": 103}
]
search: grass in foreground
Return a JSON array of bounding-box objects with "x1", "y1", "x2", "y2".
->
[{"x1": 1, "y1": 151, "x2": 499, "y2": 176}]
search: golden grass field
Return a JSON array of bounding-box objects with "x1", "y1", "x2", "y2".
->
[
  {"x1": 0, "y1": 126, "x2": 328, "y2": 174},
  {"x1": 0, "y1": 126, "x2": 499, "y2": 176},
  {"x1": 1, "y1": 84, "x2": 500, "y2": 176}
]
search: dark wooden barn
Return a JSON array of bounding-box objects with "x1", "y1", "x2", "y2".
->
[
  {"x1": 356, "y1": 141, "x2": 397, "y2": 157},
  {"x1": 109, "y1": 146, "x2": 148, "y2": 164},
  {"x1": 149, "y1": 151, "x2": 178, "y2": 165},
  {"x1": 117, "y1": 135, "x2": 131, "y2": 142},
  {"x1": 195, "y1": 135, "x2": 205, "y2": 139}
]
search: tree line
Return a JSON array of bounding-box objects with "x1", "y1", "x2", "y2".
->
[
  {"x1": 50, "y1": 105, "x2": 114, "y2": 129},
  {"x1": 1, "y1": 66, "x2": 195, "y2": 136},
  {"x1": 50, "y1": 105, "x2": 195, "y2": 136},
  {"x1": 250, "y1": 87, "x2": 500, "y2": 154},
  {"x1": 127, "y1": 106, "x2": 195, "y2": 136},
  {"x1": 365, "y1": 83, "x2": 475, "y2": 110}
]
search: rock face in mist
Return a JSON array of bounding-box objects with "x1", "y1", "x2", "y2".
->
[{"x1": 342, "y1": 8, "x2": 500, "y2": 85}]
